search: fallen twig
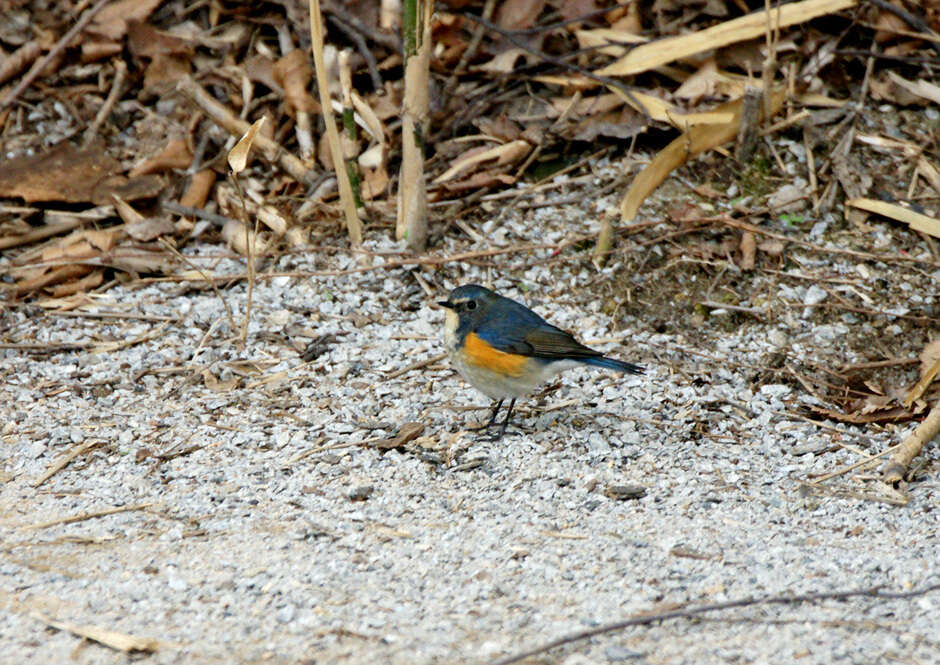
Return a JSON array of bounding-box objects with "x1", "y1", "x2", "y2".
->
[
  {"x1": 83, "y1": 59, "x2": 127, "y2": 146},
  {"x1": 489, "y1": 583, "x2": 940, "y2": 665},
  {"x1": 22, "y1": 503, "x2": 153, "y2": 530},
  {"x1": 882, "y1": 398, "x2": 940, "y2": 484},
  {"x1": 32, "y1": 440, "x2": 104, "y2": 488},
  {"x1": 386, "y1": 352, "x2": 447, "y2": 379}
]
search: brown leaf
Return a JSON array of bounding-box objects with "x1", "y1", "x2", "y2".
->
[
  {"x1": 81, "y1": 40, "x2": 123, "y2": 63},
  {"x1": 361, "y1": 164, "x2": 389, "y2": 200},
  {"x1": 228, "y1": 118, "x2": 266, "y2": 174},
  {"x1": 757, "y1": 239, "x2": 785, "y2": 257},
  {"x1": 126, "y1": 20, "x2": 194, "y2": 58},
  {"x1": 243, "y1": 55, "x2": 281, "y2": 93},
  {"x1": 41, "y1": 239, "x2": 96, "y2": 262},
  {"x1": 49, "y1": 269, "x2": 104, "y2": 297},
  {"x1": 88, "y1": 0, "x2": 163, "y2": 41},
  {"x1": 179, "y1": 170, "x2": 217, "y2": 209},
  {"x1": 105, "y1": 246, "x2": 174, "y2": 274},
  {"x1": 440, "y1": 170, "x2": 517, "y2": 192},
  {"x1": 82, "y1": 229, "x2": 119, "y2": 252},
  {"x1": 558, "y1": 0, "x2": 599, "y2": 22},
  {"x1": 0, "y1": 41, "x2": 42, "y2": 85},
  {"x1": 374, "y1": 422, "x2": 425, "y2": 450},
  {"x1": 95, "y1": 175, "x2": 164, "y2": 204},
  {"x1": 273, "y1": 49, "x2": 318, "y2": 114},
  {"x1": 473, "y1": 116, "x2": 521, "y2": 142},
  {"x1": 129, "y1": 139, "x2": 192, "y2": 176},
  {"x1": 0, "y1": 145, "x2": 160, "y2": 207},
  {"x1": 495, "y1": 0, "x2": 546, "y2": 31},
  {"x1": 920, "y1": 339, "x2": 940, "y2": 379},
  {"x1": 125, "y1": 217, "x2": 175, "y2": 242},
  {"x1": 143, "y1": 53, "x2": 191, "y2": 92},
  {"x1": 202, "y1": 369, "x2": 239, "y2": 393},
  {"x1": 14, "y1": 265, "x2": 93, "y2": 295}
]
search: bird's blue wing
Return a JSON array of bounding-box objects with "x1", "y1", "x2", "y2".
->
[{"x1": 473, "y1": 296, "x2": 602, "y2": 360}]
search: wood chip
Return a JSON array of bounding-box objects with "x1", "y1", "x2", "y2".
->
[{"x1": 31, "y1": 612, "x2": 160, "y2": 653}]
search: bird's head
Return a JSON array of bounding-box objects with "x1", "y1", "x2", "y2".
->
[{"x1": 438, "y1": 284, "x2": 497, "y2": 334}]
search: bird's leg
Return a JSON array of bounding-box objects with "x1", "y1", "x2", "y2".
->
[
  {"x1": 467, "y1": 399, "x2": 503, "y2": 431},
  {"x1": 492, "y1": 398, "x2": 516, "y2": 441}
]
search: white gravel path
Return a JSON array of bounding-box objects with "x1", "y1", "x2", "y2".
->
[{"x1": 1, "y1": 189, "x2": 938, "y2": 665}]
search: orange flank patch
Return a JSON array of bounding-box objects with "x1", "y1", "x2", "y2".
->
[{"x1": 464, "y1": 333, "x2": 528, "y2": 377}]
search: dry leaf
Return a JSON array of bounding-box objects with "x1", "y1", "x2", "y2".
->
[
  {"x1": 111, "y1": 194, "x2": 145, "y2": 225},
  {"x1": 106, "y1": 246, "x2": 174, "y2": 274},
  {"x1": 886, "y1": 71, "x2": 940, "y2": 106},
  {"x1": 49, "y1": 270, "x2": 104, "y2": 297},
  {"x1": 274, "y1": 49, "x2": 318, "y2": 114},
  {"x1": 621, "y1": 89, "x2": 787, "y2": 221},
  {"x1": 495, "y1": 0, "x2": 546, "y2": 31},
  {"x1": 221, "y1": 218, "x2": 268, "y2": 256},
  {"x1": 88, "y1": 0, "x2": 163, "y2": 40},
  {"x1": 0, "y1": 143, "x2": 120, "y2": 203},
  {"x1": 228, "y1": 117, "x2": 266, "y2": 174},
  {"x1": 127, "y1": 20, "x2": 194, "y2": 58},
  {"x1": 125, "y1": 217, "x2": 175, "y2": 241},
  {"x1": 179, "y1": 170, "x2": 217, "y2": 208},
  {"x1": 129, "y1": 139, "x2": 192, "y2": 176},
  {"x1": 434, "y1": 140, "x2": 531, "y2": 183},
  {"x1": 847, "y1": 198, "x2": 940, "y2": 239},
  {"x1": 202, "y1": 369, "x2": 239, "y2": 392},
  {"x1": 477, "y1": 48, "x2": 530, "y2": 73},
  {"x1": 574, "y1": 28, "x2": 647, "y2": 58},
  {"x1": 143, "y1": 53, "x2": 191, "y2": 92},
  {"x1": 757, "y1": 239, "x2": 785, "y2": 256},
  {"x1": 597, "y1": 0, "x2": 857, "y2": 77},
  {"x1": 918, "y1": 339, "x2": 940, "y2": 381}
]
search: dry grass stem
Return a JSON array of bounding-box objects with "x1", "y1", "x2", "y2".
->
[
  {"x1": 23, "y1": 503, "x2": 154, "y2": 531},
  {"x1": 32, "y1": 440, "x2": 104, "y2": 488},
  {"x1": 31, "y1": 612, "x2": 161, "y2": 653},
  {"x1": 309, "y1": 0, "x2": 362, "y2": 246}
]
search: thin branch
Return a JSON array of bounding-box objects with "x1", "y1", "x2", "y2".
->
[{"x1": 489, "y1": 584, "x2": 940, "y2": 665}]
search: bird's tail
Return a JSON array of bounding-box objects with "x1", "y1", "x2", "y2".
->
[{"x1": 581, "y1": 355, "x2": 644, "y2": 375}]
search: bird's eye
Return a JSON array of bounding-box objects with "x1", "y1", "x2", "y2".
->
[{"x1": 466, "y1": 300, "x2": 477, "y2": 311}]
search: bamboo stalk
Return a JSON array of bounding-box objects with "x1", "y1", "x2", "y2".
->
[{"x1": 396, "y1": 0, "x2": 431, "y2": 250}]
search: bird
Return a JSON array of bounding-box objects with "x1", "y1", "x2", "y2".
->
[{"x1": 438, "y1": 284, "x2": 643, "y2": 439}]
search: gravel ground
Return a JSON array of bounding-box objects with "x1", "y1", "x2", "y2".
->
[{"x1": 1, "y1": 183, "x2": 938, "y2": 665}]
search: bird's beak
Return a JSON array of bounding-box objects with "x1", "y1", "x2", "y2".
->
[{"x1": 437, "y1": 301, "x2": 453, "y2": 309}]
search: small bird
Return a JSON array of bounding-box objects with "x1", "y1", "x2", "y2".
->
[{"x1": 438, "y1": 284, "x2": 643, "y2": 439}]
